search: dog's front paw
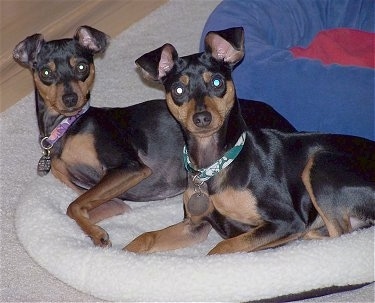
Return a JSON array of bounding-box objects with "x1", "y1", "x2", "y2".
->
[
  {"x1": 89, "y1": 225, "x2": 112, "y2": 247},
  {"x1": 123, "y1": 232, "x2": 155, "y2": 253}
]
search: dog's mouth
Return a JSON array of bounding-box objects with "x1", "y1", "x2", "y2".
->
[
  {"x1": 189, "y1": 127, "x2": 221, "y2": 138},
  {"x1": 187, "y1": 119, "x2": 222, "y2": 138},
  {"x1": 60, "y1": 107, "x2": 83, "y2": 116},
  {"x1": 55, "y1": 101, "x2": 89, "y2": 117}
]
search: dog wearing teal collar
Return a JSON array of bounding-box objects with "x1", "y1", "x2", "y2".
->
[
  {"x1": 125, "y1": 27, "x2": 375, "y2": 255},
  {"x1": 14, "y1": 26, "x2": 295, "y2": 250}
]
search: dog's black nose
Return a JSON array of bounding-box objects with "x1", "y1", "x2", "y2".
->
[
  {"x1": 62, "y1": 93, "x2": 78, "y2": 107},
  {"x1": 193, "y1": 111, "x2": 212, "y2": 127}
]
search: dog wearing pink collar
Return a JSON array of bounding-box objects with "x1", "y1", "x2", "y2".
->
[{"x1": 13, "y1": 26, "x2": 188, "y2": 247}]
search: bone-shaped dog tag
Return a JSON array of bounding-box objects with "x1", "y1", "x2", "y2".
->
[{"x1": 37, "y1": 154, "x2": 51, "y2": 176}]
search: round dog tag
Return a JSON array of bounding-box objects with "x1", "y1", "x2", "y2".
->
[{"x1": 187, "y1": 192, "x2": 210, "y2": 216}]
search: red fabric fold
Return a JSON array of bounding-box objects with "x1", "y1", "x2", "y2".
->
[{"x1": 291, "y1": 28, "x2": 374, "y2": 68}]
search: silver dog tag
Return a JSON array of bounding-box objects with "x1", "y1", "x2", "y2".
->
[
  {"x1": 187, "y1": 192, "x2": 210, "y2": 216},
  {"x1": 37, "y1": 154, "x2": 51, "y2": 176}
]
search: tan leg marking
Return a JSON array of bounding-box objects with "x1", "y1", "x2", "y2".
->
[
  {"x1": 88, "y1": 199, "x2": 131, "y2": 224},
  {"x1": 124, "y1": 219, "x2": 211, "y2": 253},
  {"x1": 125, "y1": 188, "x2": 214, "y2": 253},
  {"x1": 67, "y1": 166, "x2": 152, "y2": 247},
  {"x1": 254, "y1": 233, "x2": 304, "y2": 251},
  {"x1": 301, "y1": 156, "x2": 341, "y2": 237},
  {"x1": 302, "y1": 229, "x2": 328, "y2": 240},
  {"x1": 207, "y1": 224, "x2": 277, "y2": 255}
]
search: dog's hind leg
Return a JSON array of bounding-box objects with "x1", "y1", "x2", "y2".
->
[
  {"x1": 208, "y1": 217, "x2": 306, "y2": 255},
  {"x1": 302, "y1": 152, "x2": 375, "y2": 238},
  {"x1": 52, "y1": 158, "x2": 131, "y2": 223},
  {"x1": 67, "y1": 165, "x2": 152, "y2": 247},
  {"x1": 88, "y1": 198, "x2": 131, "y2": 224}
]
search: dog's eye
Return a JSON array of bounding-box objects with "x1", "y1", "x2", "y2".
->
[
  {"x1": 176, "y1": 86, "x2": 184, "y2": 95},
  {"x1": 172, "y1": 83, "x2": 185, "y2": 97},
  {"x1": 76, "y1": 63, "x2": 89, "y2": 74},
  {"x1": 40, "y1": 67, "x2": 52, "y2": 80},
  {"x1": 171, "y1": 82, "x2": 188, "y2": 104},
  {"x1": 211, "y1": 75, "x2": 224, "y2": 89}
]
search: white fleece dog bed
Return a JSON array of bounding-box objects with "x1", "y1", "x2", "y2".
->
[
  {"x1": 15, "y1": 173, "x2": 374, "y2": 302},
  {"x1": 7, "y1": 1, "x2": 374, "y2": 301}
]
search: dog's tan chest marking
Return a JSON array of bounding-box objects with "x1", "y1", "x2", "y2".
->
[
  {"x1": 61, "y1": 133, "x2": 100, "y2": 167},
  {"x1": 211, "y1": 188, "x2": 263, "y2": 225}
]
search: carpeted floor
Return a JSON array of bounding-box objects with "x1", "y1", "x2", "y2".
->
[{"x1": 1, "y1": 0, "x2": 374, "y2": 302}]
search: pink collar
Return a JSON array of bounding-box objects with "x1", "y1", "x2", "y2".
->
[{"x1": 40, "y1": 102, "x2": 90, "y2": 150}]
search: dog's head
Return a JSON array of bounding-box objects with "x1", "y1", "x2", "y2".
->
[
  {"x1": 13, "y1": 26, "x2": 109, "y2": 116},
  {"x1": 136, "y1": 27, "x2": 244, "y2": 138}
]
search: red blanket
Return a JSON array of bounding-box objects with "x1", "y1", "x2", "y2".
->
[{"x1": 291, "y1": 28, "x2": 374, "y2": 68}]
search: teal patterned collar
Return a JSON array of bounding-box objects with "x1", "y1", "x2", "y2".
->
[{"x1": 183, "y1": 132, "x2": 246, "y2": 182}]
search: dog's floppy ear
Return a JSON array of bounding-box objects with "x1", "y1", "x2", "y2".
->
[
  {"x1": 204, "y1": 27, "x2": 244, "y2": 67},
  {"x1": 135, "y1": 43, "x2": 178, "y2": 81},
  {"x1": 74, "y1": 25, "x2": 110, "y2": 54},
  {"x1": 13, "y1": 33, "x2": 45, "y2": 68}
]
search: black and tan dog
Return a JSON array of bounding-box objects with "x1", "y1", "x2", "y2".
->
[
  {"x1": 13, "y1": 26, "x2": 295, "y2": 248},
  {"x1": 125, "y1": 27, "x2": 375, "y2": 255}
]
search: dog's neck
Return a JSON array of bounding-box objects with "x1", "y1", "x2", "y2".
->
[
  {"x1": 35, "y1": 90, "x2": 89, "y2": 143},
  {"x1": 35, "y1": 91, "x2": 62, "y2": 140},
  {"x1": 185, "y1": 100, "x2": 247, "y2": 169}
]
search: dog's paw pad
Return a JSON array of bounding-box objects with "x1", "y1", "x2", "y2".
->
[{"x1": 90, "y1": 226, "x2": 111, "y2": 247}]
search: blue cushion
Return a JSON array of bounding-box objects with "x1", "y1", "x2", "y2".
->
[{"x1": 200, "y1": 0, "x2": 374, "y2": 140}]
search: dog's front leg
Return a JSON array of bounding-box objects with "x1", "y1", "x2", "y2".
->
[
  {"x1": 67, "y1": 166, "x2": 152, "y2": 247},
  {"x1": 208, "y1": 223, "x2": 302, "y2": 255},
  {"x1": 124, "y1": 219, "x2": 211, "y2": 253}
]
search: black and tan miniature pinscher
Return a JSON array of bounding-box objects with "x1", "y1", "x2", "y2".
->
[
  {"x1": 125, "y1": 27, "x2": 375, "y2": 255},
  {"x1": 13, "y1": 26, "x2": 295, "y2": 248}
]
